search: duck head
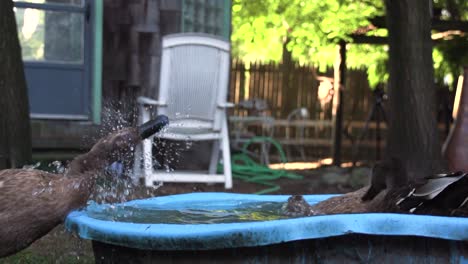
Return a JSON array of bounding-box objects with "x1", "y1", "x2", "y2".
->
[
  {"x1": 91, "y1": 115, "x2": 169, "y2": 154},
  {"x1": 69, "y1": 115, "x2": 169, "y2": 175},
  {"x1": 283, "y1": 195, "x2": 316, "y2": 217},
  {"x1": 362, "y1": 157, "x2": 408, "y2": 201},
  {"x1": 137, "y1": 115, "x2": 169, "y2": 139}
]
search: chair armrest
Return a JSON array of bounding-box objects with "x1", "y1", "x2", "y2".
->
[
  {"x1": 137, "y1": 96, "x2": 167, "y2": 106},
  {"x1": 218, "y1": 102, "x2": 235, "y2": 108}
]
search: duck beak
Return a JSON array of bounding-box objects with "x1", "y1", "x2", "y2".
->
[{"x1": 137, "y1": 115, "x2": 169, "y2": 139}]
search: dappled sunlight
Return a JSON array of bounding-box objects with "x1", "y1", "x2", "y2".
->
[{"x1": 268, "y1": 158, "x2": 360, "y2": 170}]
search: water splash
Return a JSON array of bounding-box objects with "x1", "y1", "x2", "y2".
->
[
  {"x1": 76, "y1": 101, "x2": 202, "y2": 203},
  {"x1": 48, "y1": 160, "x2": 66, "y2": 174},
  {"x1": 22, "y1": 162, "x2": 41, "y2": 170}
]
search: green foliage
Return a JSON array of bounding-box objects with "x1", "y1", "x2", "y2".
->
[
  {"x1": 348, "y1": 44, "x2": 389, "y2": 88},
  {"x1": 231, "y1": 0, "x2": 467, "y2": 89},
  {"x1": 0, "y1": 250, "x2": 94, "y2": 264},
  {"x1": 231, "y1": 0, "x2": 387, "y2": 87},
  {"x1": 433, "y1": 36, "x2": 468, "y2": 89},
  {"x1": 433, "y1": 0, "x2": 468, "y2": 20},
  {"x1": 431, "y1": 0, "x2": 468, "y2": 87}
]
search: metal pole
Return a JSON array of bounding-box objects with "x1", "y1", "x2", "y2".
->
[
  {"x1": 92, "y1": 0, "x2": 103, "y2": 124},
  {"x1": 332, "y1": 40, "x2": 346, "y2": 166}
]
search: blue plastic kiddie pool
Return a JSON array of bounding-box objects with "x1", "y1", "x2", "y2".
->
[{"x1": 66, "y1": 193, "x2": 468, "y2": 263}]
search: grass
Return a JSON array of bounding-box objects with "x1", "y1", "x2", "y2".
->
[
  {"x1": 0, "y1": 226, "x2": 94, "y2": 264},
  {"x1": 0, "y1": 251, "x2": 94, "y2": 264}
]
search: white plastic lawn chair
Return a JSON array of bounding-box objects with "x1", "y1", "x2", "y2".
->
[{"x1": 133, "y1": 33, "x2": 233, "y2": 189}]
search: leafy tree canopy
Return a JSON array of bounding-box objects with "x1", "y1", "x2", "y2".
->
[{"x1": 231, "y1": 0, "x2": 467, "y2": 89}]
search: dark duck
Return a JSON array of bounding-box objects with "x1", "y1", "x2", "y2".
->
[
  {"x1": 357, "y1": 158, "x2": 468, "y2": 216},
  {"x1": 0, "y1": 115, "x2": 169, "y2": 257},
  {"x1": 285, "y1": 158, "x2": 468, "y2": 217}
]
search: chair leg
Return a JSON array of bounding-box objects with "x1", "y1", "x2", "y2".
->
[
  {"x1": 286, "y1": 145, "x2": 292, "y2": 163},
  {"x1": 139, "y1": 106, "x2": 155, "y2": 185},
  {"x1": 133, "y1": 104, "x2": 150, "y2": 185},
  {"x1": 222, "y1": 120, "x2": 232, "y2": 189},
  {"x1": 300, "y1": 145, "x2": 306, "y2": 160},
  {"x1": 142, "y1": 138, "x2": 153, "y2": 178},
  {"x1": 209, "y1": 140, "x2": 221, "y2": 175},
  {"x1": 261, "y1": 142, "x2": 271, "y2": 165},
  {"x1": 132, "y1": 143, "x2": 142, "y2": 184}
]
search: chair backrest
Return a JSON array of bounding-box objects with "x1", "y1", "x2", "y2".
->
[{"x1": 157, "y1": 33, "x2": 230, "y2": 131}]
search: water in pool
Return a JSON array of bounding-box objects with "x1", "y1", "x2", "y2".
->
[{"x1": 85, "y1": 200, "x2": 295, "y2": 224}]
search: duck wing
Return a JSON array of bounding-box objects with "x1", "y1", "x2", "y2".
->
[
  {"x1": 396, "y1": 172, "x2": 468, "y2": 215},
  {"x1": 411, "y1": 172, "x2": 465, "y2": 199}
]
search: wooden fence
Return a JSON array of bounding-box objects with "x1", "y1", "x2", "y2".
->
[
  {"x1": 230, "y1": 61, "x2": 325, "y2": 119},
  {"x1": 228, "y1": 61, "x2": 453, "y2": 163},
  {"x1": 229, "y1": 61, "x2": 376, "y2": 120}
]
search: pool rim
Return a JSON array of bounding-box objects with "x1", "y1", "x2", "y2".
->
[{"x1": 65, "y1": 192, "x2": 468, "y2": 250}]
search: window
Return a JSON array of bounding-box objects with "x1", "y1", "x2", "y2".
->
[
  {"x1": 14, "y1": 7, "x2": 84, "y2": 63},
  {"x1": 182, "y1": 0, "x2": 231, "y2": 40},
  {"x1": 13, "y1": 0, "x2": 101, "y2": 122}
]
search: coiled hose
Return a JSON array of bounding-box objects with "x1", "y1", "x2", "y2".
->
[{"x1": 220, "y1": 136, "x2": 303, "y2": 194}]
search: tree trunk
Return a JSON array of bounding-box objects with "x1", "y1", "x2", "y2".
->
[
  {"x1": 281, "y1": 39, "x2": 296, "y2": 117},
  {"x1": 0, "y1": 0, "x2": 32, "y2": 169},
  {"x1": 384, "y1": 0, "x2": 446, "y2": 180},
  {"x1": 0, "y1": 106, "x2": 8, "y2": 169}
]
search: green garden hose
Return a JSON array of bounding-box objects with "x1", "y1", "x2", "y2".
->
[{"x1": 220, "y1": 136, "x2": 303, "y2": 194}]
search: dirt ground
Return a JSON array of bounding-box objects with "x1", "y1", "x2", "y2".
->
[{"x1": 1, "y1": 165, "x2": 371, "y2": 263}]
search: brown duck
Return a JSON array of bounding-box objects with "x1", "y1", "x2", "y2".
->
[
  {"x1": 0, "y1": 115, "x2": 169, "y2": 257},
  {"x1": 285, "y1": 158, "x2": 468, "y2": 217}
]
